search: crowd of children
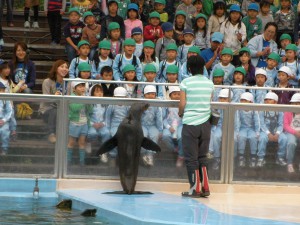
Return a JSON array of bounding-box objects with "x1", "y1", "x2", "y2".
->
[
  {"x1": 0, "y1": 0, "x2": 300, "y2": 172},
  {"x1": 43, "y1": 0, "x2": 300, "y2": 171}
]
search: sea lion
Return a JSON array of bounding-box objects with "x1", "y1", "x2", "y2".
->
[{"x1": 96, "y1": 103, "x2": 161, "y2": 194}]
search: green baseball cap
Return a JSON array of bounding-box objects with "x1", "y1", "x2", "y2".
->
[
  {"x1": 175, "y1": 10, "x2": 187, "y2": 17},
  {"x1": 239, "y1": 47, "x2": 251, "y2": 54},
  {"x1": 98, "y1": 40, "x2": 111, "y2": 49},
  {"x1": 123, "y1": 64, "x2": 135, "y2": 74},
  {"x1": 78, "y1": 62, "x2": 91, "y2": 72},
  {"x1": 166, "y1": 64, "x2": 179, "y2": 74},
  {"x1": 234, "y1": 67, "x2": 246, "y2": 76},
  {"x1": 143, "y1": 40, "x2": 155, "y2": 49},
  {"x1": 155, "y1": 0, "x2": 166, "y2": 4},
  {"x1": 149, "y1": 11, "x2": 160, "y2": 19},
  {"x1": 285, "y1": 43, "x2": 298, "y2": 52},
  {"x1": 144, "y1": 64, "x2": 157, "y2": 73},
  {"x1": 279, "y1": 33, "x2": 292, "y2": 41},
  {"x1": 188, "y1": 46, "x2": 201, "y2": 54},
  {"x1": 124, "y1": 38, "x2": 136, "y2": 46},
  {"x1": 68, "y1": 7, "x2": 80, "y2": 15},
  {"x1": 166, "y1": 43, "x2": 178, "y2": 51},
  {"x1": 221, "y1": 48, "x2": 233, "y2": 56},
  {"x1": 77, "y1": 40, "x2": 90, "y2": 48},
  {"x1": 108, "y1": 22, "x2": 120, "y2": 31},
  {"x1": 213, "y1": 68, "x2": 225, "y2": 77},
  {"x1": 267, "y1": 52, "x2": 281, "y2": 63},
  {"x1": 195, "y1": 13, "x2": 207, "y2": 21},
  {"x1": 83, "y1": 11, "x2": 94, "y2": 22}
]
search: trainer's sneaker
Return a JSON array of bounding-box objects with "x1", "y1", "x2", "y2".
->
[
  {"x1": 238, "y1": 156, "x2": 246, "y2": 167},
  {"x1": 276, "y1": 157, "x2": 287, "y2": 166},
  {"x1": 142, "y1": 154, "x2": 154, "y2": 166},
  {"x1": 176, "y1": 156, "x2": 184, "y2": 167},
  {"x1": 287, "y1": 164, "x2": 295, "y2": 173},
  {"x1": 32, "y1": 22, "x2": 39, "y2": 29},
  {"x1": 24, "y1": 21, "x2": 30, "y2": 28},
  {"x1": 256, "y1": 158, "x2": 265, "y2": 167},
  {"x1": 249, "y1": 157, "x2": 257, "y2": 168},
  {"x1": 100, "y1": 153, "x2": 108, "y2": 163}
]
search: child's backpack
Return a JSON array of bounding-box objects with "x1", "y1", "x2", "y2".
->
[{"x1": 118, "y1": 54, "x2": 138, "y2": 75}]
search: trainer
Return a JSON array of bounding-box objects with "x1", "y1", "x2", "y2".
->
[{"x1": 179, "y1": 55, "x2": 214, "y2": 198}]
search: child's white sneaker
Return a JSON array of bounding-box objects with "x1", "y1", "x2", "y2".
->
[
  {"x1": 32, "y1": 22, "x2": 39, "y2": 29},
  {"x1": 24, "y1": 21, "x2": 30, "y2": 28},
  {"x1": 85, "y1": 142, "x2": 92, "y2": 154}
]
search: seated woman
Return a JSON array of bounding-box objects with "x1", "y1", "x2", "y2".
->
[
  {"x1": 8, "y1": 42, "x2": 36, "y2": 93},
  {"x1": 247, "y1": 22, "x2": 278, "y2": 68},
  {"x1": 39, "y1": 60, "x2": 69, "y2": 143}
]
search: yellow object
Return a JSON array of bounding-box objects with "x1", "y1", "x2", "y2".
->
[{"x1": 16, "y1": 103, "x2": 33, "y2": 119}]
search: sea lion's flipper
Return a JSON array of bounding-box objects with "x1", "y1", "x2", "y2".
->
[
  {"x1": 56, "y1": 199, "x2": 72, "y2": 210},
  {"x1": 103, "y1": 191, "x2": 153, "y2": 195},
  {"x1": 96, "y1": 136, "x2": 118, "y2": 156},
  {"x1": 141, "y1": 138, "x2": 161, "y2": 152}
]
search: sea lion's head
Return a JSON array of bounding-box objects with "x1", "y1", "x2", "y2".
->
[{"x1": 128, "y1": 103, "x2": 149, "y2": 120}]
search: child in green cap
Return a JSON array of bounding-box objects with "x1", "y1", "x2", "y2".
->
[
  {"x1": 140, "y1": 40, "x2": 159, "y2": 72},
  {"x1": 82, "y1": 11, "x2": 101, "y2": 60},
  {"x1": 154, "y1": 0, "x2": 168, "y2": 22},
  {"x1": 231, "y1": 67, "x2": 247, "y2": 103},
  {"x1": 279, "y1": 43, "x2": 300, "y2": 87},
  {"x1": 265, "y1": 52, "x2": 280, "y2": 87},
  {"x1": 193, "y1": 13, "x2": 210, "y2": 50},
  {"x1": 144, "y1": 11, "x2": 163, "y2": 42},
  {"x1": 121, "y1": 64, "x2": 138, "y2": 98},
  {"x1": 112, "y1": 38, "x2": 142, "y2": 81},
  {"x1": 69, "y1": 40, "x2": 94, "y2": 79},
  {"x1": 173, "y1": 10, "x2": 187, "y2": 46},
  {"x1": 63, "y1": 7, "x2": 85, "y2": 62},
  {"x1": 176, "y1": 0, "x2": 197, "y2": 29},
  {"x1": 93, "y1": 40, "x2": 113, "y2": 79},
  {"x1": 104, "y1": 22, "x2": 123, "y2": 59},
  {"x1": 278, "y1": 33, "x2": 292, "y2": 63},
  {"x1": 211, "y1": 68, "x2": 224, "y2": 102},
  {"x1": 211, "y1": 48, "x2": 235, "y2": 85},
  {"x1": 137, "y1": 63, "x2": 163, "y2": 98},
  {"x1": 157, "y1": 43, "x2": 181, "y2": 83}
]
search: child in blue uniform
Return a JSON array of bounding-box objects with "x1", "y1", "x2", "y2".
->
[
  {"x1": 235, "y1": 92, "x2": 260, "y2": 168},
  {"x1": 257, "y1": 92, "x2": 287, "y2": 167},
  {"x1": 209, "y1": 88, "x2": 232, "y2": 170},
  {"x1": 141, "y1": 85, "x2": 163, "y2": 166},
  {"x1": 87, "y1": 84, "x2": 111, "y2": 163},
  {"x1": 162, "y1": 86, "x2": 183, "y2": 167},
  {"x1": 250, "y1": 68, "x2": 269, "y2": 104}
]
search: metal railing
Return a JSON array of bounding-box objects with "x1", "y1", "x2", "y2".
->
[{"x1": 0, "y1": 85, "x2": 299, "y2": 185}]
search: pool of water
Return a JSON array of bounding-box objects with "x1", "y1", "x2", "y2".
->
[{"x1": 0, "y1": 197, "x2": 122, "y2": 225}]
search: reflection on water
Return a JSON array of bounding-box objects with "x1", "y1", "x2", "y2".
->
[{"x1": 0, "y1": 198, "x2": 121, "y2": 225}]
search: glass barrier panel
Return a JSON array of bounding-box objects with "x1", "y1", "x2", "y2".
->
[
  {"x1": 232, "y1": 107, "x2": 300, "y2": 183},
  {"x1": 64, "y1": 99, "x2": 223, "y2": 182},
  {"x1": 0, "y1": 98, "x2": 58, "y2": 176}
]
